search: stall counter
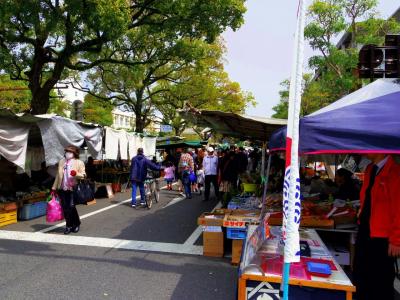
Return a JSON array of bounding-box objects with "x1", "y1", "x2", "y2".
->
[{"x1": 238, "y1": 225, "x2": 355, "y2": 300}]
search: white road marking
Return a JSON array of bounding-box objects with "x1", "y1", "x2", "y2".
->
[
  {"x1": 183, "y1": 202, "x2": 222, "y2": 246},
  {"x1": 0, "y1": 183, "x2": 208, "y2": 256},
  {"x1": 38, "y1": 197, "x2": 134, "y2": 233},
  {"x1": 38, "y1": 184, "x2": 174, "y2": 233},
  {"x1": 0, "y1": 230, "x2": 203, "y2": 255},
  {"x1": 163, "y1": 195, "x2": 186, "y2": 208}
]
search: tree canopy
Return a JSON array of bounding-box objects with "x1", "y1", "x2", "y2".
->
[
  {"x1": 272, "y1": 0, "x2": 400, "y2": 118},
  {"x1": 0, "y1": 74, "x2": 69, "y2": 115},
  {"x1": 82, "y1": 94, "x2": 114, "y2": 126},
  {"x1": 152, "y1": 41, "x2": 256, "y2": 136},
  {"x1": 0, "y1": 0, "x2": 246, "y2": 114}
]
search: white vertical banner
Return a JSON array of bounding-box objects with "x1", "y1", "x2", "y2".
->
[{"x1": 282, "y1": 0, "x2": 306, "y2": 264}]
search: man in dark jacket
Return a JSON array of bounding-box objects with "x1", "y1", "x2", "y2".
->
[{"x1": 130, "y1": 148, "x2": 161, "y2": 208}]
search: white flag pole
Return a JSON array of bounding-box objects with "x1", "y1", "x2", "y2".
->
[{"x1": 281, "y1": 0, "x2": 306, "y2": 299}]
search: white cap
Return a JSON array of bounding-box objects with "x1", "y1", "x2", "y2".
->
[{"x1": 207, "y1": 147, "x2": 214, "y2": 152}]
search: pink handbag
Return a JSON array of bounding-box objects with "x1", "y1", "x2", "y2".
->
[{"x1": 46, "y1": 195, "x2": 64, "y2": 223}]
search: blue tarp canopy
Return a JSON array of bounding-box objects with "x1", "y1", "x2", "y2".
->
[{"x1": 269, "y1": 79, "x2": 400, "y2": 154}]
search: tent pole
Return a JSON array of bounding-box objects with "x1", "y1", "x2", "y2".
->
[{"x1": 260, "y1": 154, "x2": 272, "y2": 219}]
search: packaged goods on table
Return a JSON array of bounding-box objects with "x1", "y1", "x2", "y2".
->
[
  {"x1": 228, "y1": 196, "x2": 261, "y2": 210},
  {"x1": 238, "y1": 225, "x2": 355, "y2": 300}
]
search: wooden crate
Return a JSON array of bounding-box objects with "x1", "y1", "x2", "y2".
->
[{"x1": 0, "y1": 210, "x2": 17, "y2": 228}]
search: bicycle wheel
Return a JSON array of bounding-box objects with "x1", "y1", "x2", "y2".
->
[
  {"x1": 153, "y1": 180, "x2": 160, "y2": 203},
  {"x1": 145, "y1": 183, "x2": 153, "y2": 209}
]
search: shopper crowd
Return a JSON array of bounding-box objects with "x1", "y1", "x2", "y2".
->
[{"x1": 160, "y1": 145, "x2": 264, "y2": 202}]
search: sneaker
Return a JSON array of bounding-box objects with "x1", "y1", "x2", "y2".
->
[
  {"x1": 131, "y1": 204, "x2": 136, "y2": 208},
  {"x1": 72, "y1": 226, "x2": 80, "y2": 233},
  {"x1": 140, "y1": 202, "x2": 147, "y2": 207},
  {"x1": 64, "y1": 227, "x2": 72, "y2": 235}
]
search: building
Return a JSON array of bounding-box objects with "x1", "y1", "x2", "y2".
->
[
  {"x1": 111, "y1": 109, "x2": 135, "y2": 130},
  {"x1": 313, "y1": 6, "x2": 400, "y2": 81},
  {"x1": 54, "y1": 82, "x2": 160, "y2": 133},
  {"x1": 336, "y1": 6, "x2": 400, "y2": 50}
]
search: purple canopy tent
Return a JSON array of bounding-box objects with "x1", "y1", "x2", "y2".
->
[{"x1": 269, "y1": 79, "x2": 400, "y2": 154}]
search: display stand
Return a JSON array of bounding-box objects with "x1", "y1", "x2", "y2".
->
[{"x1": 238, "y1": 225, "x2": 355, "y2": 300}]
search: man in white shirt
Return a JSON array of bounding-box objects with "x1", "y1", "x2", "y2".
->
[{"x1": 203, "y1": 147, "x2": 219, "y2": 202}]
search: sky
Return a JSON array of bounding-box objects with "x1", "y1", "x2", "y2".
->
[{"x1": 222, "y1": 0, "x2": 400, "y2": 118}]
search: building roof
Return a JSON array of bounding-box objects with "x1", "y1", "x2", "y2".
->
[{"x1": 336, "y1": 6, "x2": 400, "y2": 49}]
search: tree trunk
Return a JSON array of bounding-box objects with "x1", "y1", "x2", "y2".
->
[
  {"x1": 135, "y1": 117, "x2": 145, "y2": 133},
  {"x1": 30, "y1": 87, "x2": 51, "y2": 114}
]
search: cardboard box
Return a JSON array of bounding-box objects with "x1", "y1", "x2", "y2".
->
[
  {"x1": 223, "y1": 210, "x2": 261, "y2": 228},
  {"x1": 231, "y1": 239, "x2": 244, "y2": 265},
  {"x1": 198, "y1": 212, "x2": 227, "y2": 227},
  {"x1": 328, "y1": 245, "x2": 350, "y2": 266},
  {"x1": 203, "y1": 230, "x2": 224, "y2": 257}
]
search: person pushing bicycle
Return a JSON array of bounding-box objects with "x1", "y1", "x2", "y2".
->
[{"x1": 129, "y1": 148, "x2": 162, "y2": 208}]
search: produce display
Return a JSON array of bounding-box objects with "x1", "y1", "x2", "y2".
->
[{"x1": 264, "y1": 193, "x2": 357, "y2": 228}]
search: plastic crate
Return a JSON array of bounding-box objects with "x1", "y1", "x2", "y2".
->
[
  {"x1": 226, "y1": 227, "x2": 247, "y2": 240},
  {"x1": 242, "y1": 183, "x2": 258, "y2": 193},
  {"x1": 0, "y1": 210, "x2": 17, "y2": 227},
  {"x1": 18, "y1": 201, "x2": 47, "y2": 220}
]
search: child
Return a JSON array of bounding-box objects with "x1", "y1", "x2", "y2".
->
[
  {"x1": 181, "y1": 162, "x2": 192, "y2": 199},
  {"x1": 196, "y1": 164, "x2": 205, "y2": 195},
  {"x1": 164, "y1": 161, "x2": 175, "y2": 191}
]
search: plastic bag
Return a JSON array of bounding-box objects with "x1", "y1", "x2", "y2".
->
[{"x1": 46, "y1": 195, "x2": 64, "y2": 223}]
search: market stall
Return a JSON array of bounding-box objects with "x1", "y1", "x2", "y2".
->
[
  {"x1": 186, "y1": 111, "x2": 287, "y2": 266},
  {"x1": 238, "y1": 225, "x2": 355, "y2": 300},
  {"x1": 240, "y1": 78, "x2": 400, "y2": 299},
  {"x1": 0, "y1": 110, "x2": 103, "y2": 226}
]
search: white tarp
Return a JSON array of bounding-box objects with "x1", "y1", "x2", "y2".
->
[
  {"x1": 126, "y1": 133, "x2": 137, "y2": 159},
  {"x1": 37, "y1": 116, "x2": 102, "y2": 166},
  {"x1": 309, "y1": 79, "x2": 400, "y2": 116},
  {"x1": 105, "y1": 128, "x2": 156, "y2": 160},
  {"x1": 105, "y1": 127, "x2": 129, "y2": 160},
  {"x1": 0, "y1": 118, "x2": 30, "y2": 169},
  {"x1": 105, "y1": 127, "x2": 120, "y2": 160},
  {"x1": 142, "y1": 136, "x2": 157, "y2": 157}
]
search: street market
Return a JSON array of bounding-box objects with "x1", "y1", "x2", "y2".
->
[{"x1": 0, "y1": 1, "x2": 400, "y2": 300}]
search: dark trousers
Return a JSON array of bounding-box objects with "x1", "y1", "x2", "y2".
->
[
  {"x1": 354, "y1": 235, "x2": 395, "y2": 300},
  {"x1": 204, "y1": 175, "x2": 219, "y2": 201},
  {"x1": 182, "y1": 174, "x2": 192, "y2": 198},
  {"x1": 58, "y1": 190, "x2": 81, "y2": 229}
]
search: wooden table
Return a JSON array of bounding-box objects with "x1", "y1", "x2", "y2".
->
[{"x1": 238, "y1": 226, "x2": 356, "y2": 300}]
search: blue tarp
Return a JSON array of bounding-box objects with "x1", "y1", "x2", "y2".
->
[{"x1": 269, "y1": 79, "x2": 400, "y2": 154}]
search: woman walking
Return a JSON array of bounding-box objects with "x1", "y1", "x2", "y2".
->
[{"x1": 52, "y1": 146, "x2": 86, "y2": 234}]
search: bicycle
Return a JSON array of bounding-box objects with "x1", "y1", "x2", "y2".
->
[{"x1": 144, "y1": 177, "x2": 160, "y2": 209}]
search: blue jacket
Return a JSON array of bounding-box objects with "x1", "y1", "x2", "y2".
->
[{"x1": 130, "y1": 154, "x2": 160, "y2": 182}]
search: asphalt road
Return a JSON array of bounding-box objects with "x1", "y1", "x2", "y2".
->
[{"x1": 0, "y1": 187, "x2": 238, "y2": 300}]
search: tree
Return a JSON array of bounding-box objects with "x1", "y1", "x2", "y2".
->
[
  {"x1": 0, "y1": 75, "x2": 31, "y2": 112},
  {"x1": 271, "y1": 75, "x2": 330, "y2": 118},
  {"x1": 0, "y1": 0, "x2": 246, "y2": 114},
  {"x1": 82, "y1": 94, "x2": 113, "y2": 126},
  {"x1": 48, "y1": 95, "x2": 71, "y2": 117},
  {"x1": 153, "y1": 42, "x2": 256, "y2": 136},
  {"x1": 301, "y1": 0, "x2": 400, "y2": 113},
  {"x1": 271, "y1": 79, "x2": 290, "y2": 119},
  {"x1": 0, "y1": 74, "x2": 69, "y2": 115},
  {"x1": 79, "y1": 30, "x2": 209, "y2": 133}
]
